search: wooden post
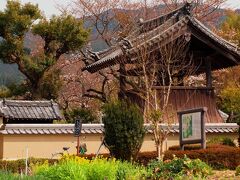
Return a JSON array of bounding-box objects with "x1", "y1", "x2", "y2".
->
[
  {"x1": 201, "y1": 108, "x2": 207, "y2": 149},
  {"x1": 25, "y1": 147, "x2": 28, "y2": 175},
  {"x1": 77, "y1": 136, "x2": 80, "y2": 156},
  {"x1": 205, "y1": 58, "x2": 212, "y2": 88},
  {"x1": 74, "y1": 119, "x2": 82, "y2": 156},
  {"x1": 119, "y1": 62, "x2": 126, "y2": 100}
]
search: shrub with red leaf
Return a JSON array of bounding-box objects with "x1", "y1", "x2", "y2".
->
[{"x1": 164, "y1": 144, "x2": 240, "y2": 170}]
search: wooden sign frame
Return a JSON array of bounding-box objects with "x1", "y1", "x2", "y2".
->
[{"x1": 178, "y1": 107, "x2": 207, "y2": 150}]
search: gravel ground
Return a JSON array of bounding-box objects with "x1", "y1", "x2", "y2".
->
[{"x1": 207, "y1": 170, "x2": 240, "y2": 180}]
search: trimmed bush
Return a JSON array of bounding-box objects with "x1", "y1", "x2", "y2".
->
[
  {"x1": 169, "y1": 144, "x2": 203, "y2": 151},
  {"x1": 0, "y1": 153, "x2": 156, "y2": 173},
  {"x1": 164, "y1": 144, "x2": 240, "y2": 169},
  {"x1": 102, "y1": 101, "x2": 145, "y2": 161},
  {"x1": 137, "y1": 151, "x2": 158, "y2": 166}
]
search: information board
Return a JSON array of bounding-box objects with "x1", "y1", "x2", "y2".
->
[{"x1": 178, "y1": 108, "x2": 207, "y2": 150}]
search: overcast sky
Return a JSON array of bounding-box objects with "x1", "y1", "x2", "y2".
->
[{"x1": 0, "y1": 0, "x2": 239, "y2": 17}]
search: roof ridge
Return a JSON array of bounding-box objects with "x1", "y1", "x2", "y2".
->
[
  {"x1": 139, "y1": 2, "x2": 193, "y2": 32},
  {"x1": 129, "y1": 13, "x2": 179, "y2": 47},
  {"x1": 128, "y1": 16, "x2": 189, "y2": 55}
]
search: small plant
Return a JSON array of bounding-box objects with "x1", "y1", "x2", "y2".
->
[
  {"x1": 236, "y1": 165, "x2": 240, "y2": 176},
  {"x1": 222, "y1": 137, "x2": 236, "y2": 147},
  {"x1": 148, "y1": 156, "x2": 212, "y2": 179},
  {"x1": 207, "y1": 137, "x2": 236, "y2": 147}
]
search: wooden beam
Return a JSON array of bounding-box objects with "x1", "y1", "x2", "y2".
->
[
  {"x1": 205, "y1": 58, "x2": 212, "y2": 88},
  {"x1": 119, "y1": 62, "x2": 127, "y2": 99}
]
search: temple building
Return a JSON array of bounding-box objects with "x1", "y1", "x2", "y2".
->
[{"x1": 83, "y1": 2, "x2": 240, "y2": 123}]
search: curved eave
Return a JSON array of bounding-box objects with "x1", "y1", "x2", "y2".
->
[
  {"x1": 188, "y1": 17, "x2": 240, "y2": 66},
  {"x1": 83, "y1": 48, "x2": 123, "y2": 73}
]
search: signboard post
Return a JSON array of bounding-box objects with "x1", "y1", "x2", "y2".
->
[
  {"x1": 178, "y1": 107, "x2": 207, "y2": 150},
  {"x1": 74, "y1": 119, "x2": 82, "y2": 156}
]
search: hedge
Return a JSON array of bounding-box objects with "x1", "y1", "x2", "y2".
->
[
  {"x1": 164, "y1": 144, "x2": 240, "y2": 170},
  {"x1": 79, "y1": 152, "x2": 158, "y2": 166},
  {"x1": 0, "y1": 152, "x2": 158, "y2": 173},
  {"x1": 0, "y1": 158, "x2": 57, "y2": 173}
]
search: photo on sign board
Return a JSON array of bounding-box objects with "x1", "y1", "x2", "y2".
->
[
  {"x1": 182, "y1": 114, "x2": 193, "y2": 139},
  {"x1": 181, "y1": 112, "x2": 202, "y2": 141}
]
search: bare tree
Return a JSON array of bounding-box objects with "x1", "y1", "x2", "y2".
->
[
  {"x1": 61, "y1": 0, "x2": 225, "y2": 104},
  {"x1": 121, "y1": 33, "x2": 196, "y2": 159},
  {"x1": 58, "y1": 0, "x2": 225, "y2": 158}
]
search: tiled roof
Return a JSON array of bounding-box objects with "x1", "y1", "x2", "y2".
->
[
  {"x1": 83, "y1": 2, "x2": 240, "y2": 73},
  {"x1": 0, "y1": 100, "x2": 62, "y2": 120},
  {"x1": 0, "y1": 123, "x2": 238, "y2": 135}
]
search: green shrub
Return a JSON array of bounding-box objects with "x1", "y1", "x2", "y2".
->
[
  {"x1": 164, "y1": 144, "x2": 240, "y2": 170},
  {"x1": 236, "y1": 165, "x2": 240, "y2": 176},
  {"x1": 207, "y1": 137, "x2": 236, "y2": 147},
  {"x1": 85, "y1": 158, "x2": 117, "y2": 180},
  {"x1": 102, "y1": 101, "x2": 145, "y2": 161},
  {"x1": 64, "y1": 107, "x2": 98, "y2": 123},
  {"x1": 222, "y1": 137, "x2": 236, "y2": 147},
  {"x1": 116, "y1": 161, "x2": 148, "y2": 179},
  {"x1": 147, "y1": 156, "x2": 212, "y2": 179}
]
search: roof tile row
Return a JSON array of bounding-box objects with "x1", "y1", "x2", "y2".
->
[{"x1": 0, "y1": 123, "x2": 238, "y2": 135}]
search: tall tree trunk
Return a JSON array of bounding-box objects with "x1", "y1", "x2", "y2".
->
[
  {"x1": 30, "y1": 79, "x2": 42, "y2": 100},
  {"x1": 157, "y1": 142, "x2": 164, "y2": 160},
  {"x1": 157, "y1": 144, "x2": 161, "y2": 160}
]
